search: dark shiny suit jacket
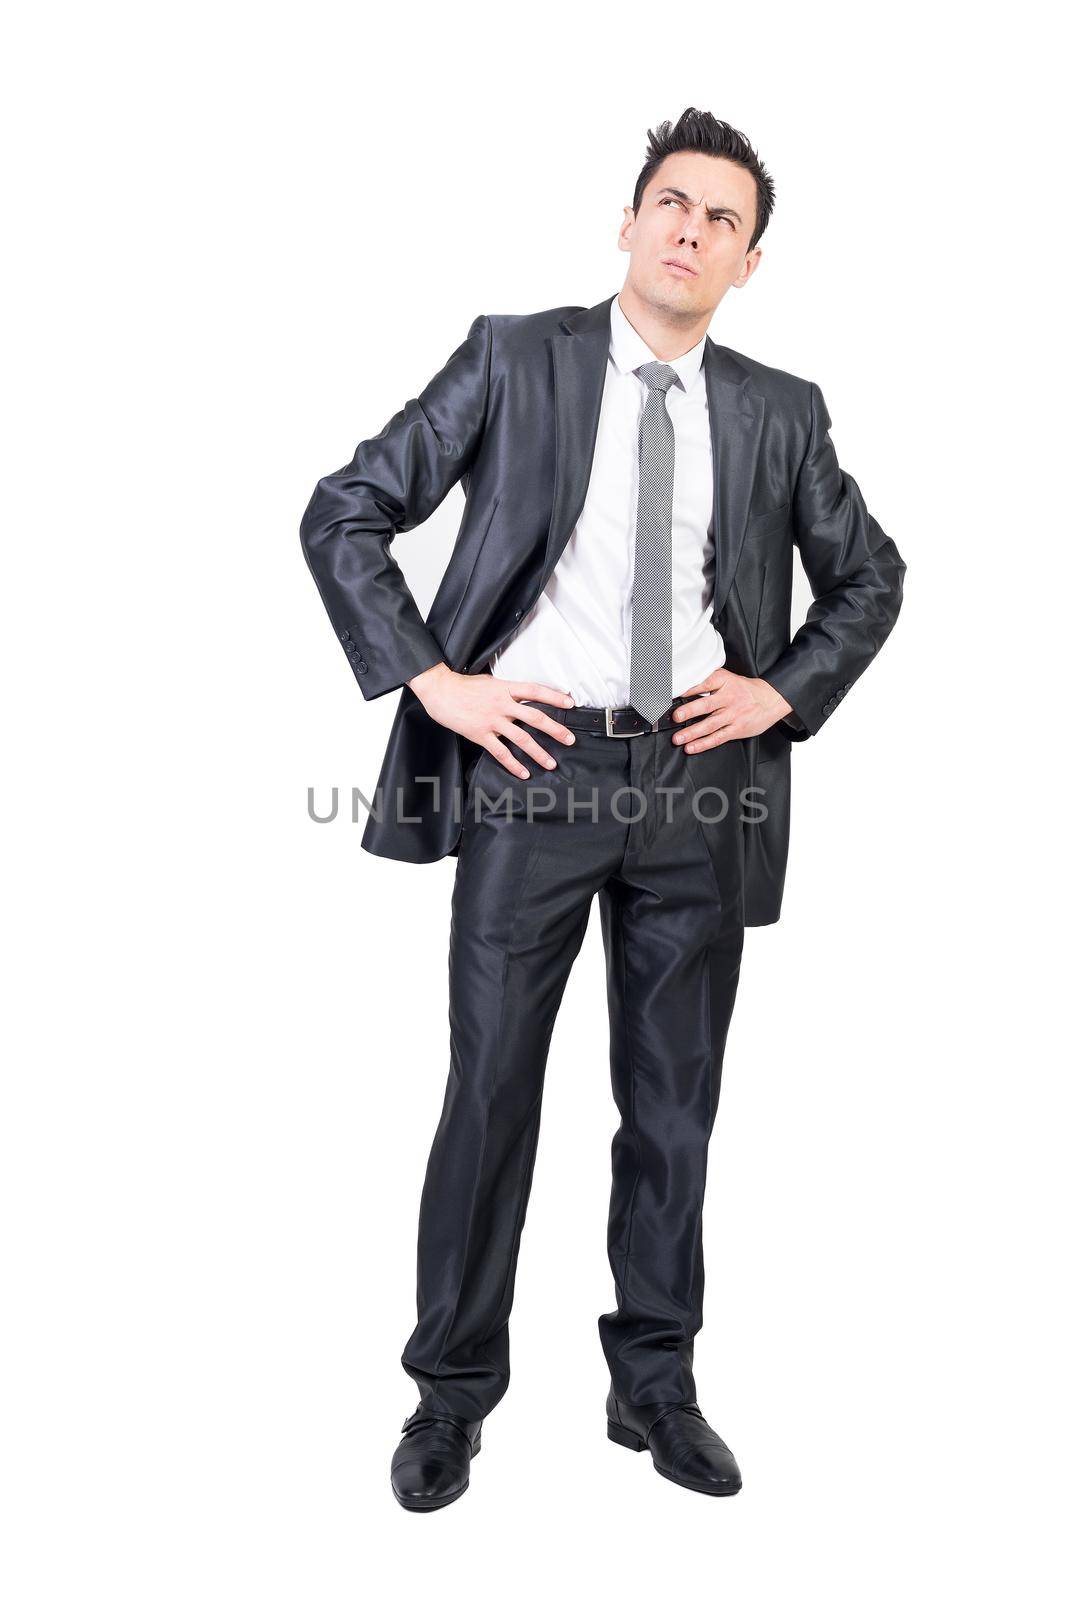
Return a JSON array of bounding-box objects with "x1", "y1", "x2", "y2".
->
[{"x1": 299, "y1": 294, "x2": 906, "y2": 925}]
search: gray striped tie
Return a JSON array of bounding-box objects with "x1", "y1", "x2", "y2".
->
[{"x1": 629, "y1": 360, "x2": 681, "y2": 723}]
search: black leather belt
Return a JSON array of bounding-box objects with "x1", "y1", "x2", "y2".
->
[{"x1": 523, "y1": 692, "x2": 708, "y2": 738}]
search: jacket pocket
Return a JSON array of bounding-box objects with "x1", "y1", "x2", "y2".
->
[{"x1": 745, "y1": 499, "x2": 791, "y2": 542}]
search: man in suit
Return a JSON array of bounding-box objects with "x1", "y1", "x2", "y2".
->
[{"x1": 300, "y1": 107, "x2": 905, "y2": 1510}]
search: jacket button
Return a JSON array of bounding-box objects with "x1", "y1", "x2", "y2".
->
[
  {"x1": 356, "y1": 662, "x2": 368, "y2": 674},
  {"x1": 514, "y1": 608, "x2": 524, "y2": 620}
]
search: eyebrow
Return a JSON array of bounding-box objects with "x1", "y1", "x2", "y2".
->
[{"x1": 654, "y1": 186, "x2": 743, "y2": 224}]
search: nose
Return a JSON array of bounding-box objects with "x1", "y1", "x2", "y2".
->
[{"x1": 676, "y1": 216, "x2": 701, "y2": 249}]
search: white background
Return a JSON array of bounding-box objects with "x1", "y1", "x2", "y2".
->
[{"x1": 4, "y1": 2, "x2": 1065, "y2": 1594}]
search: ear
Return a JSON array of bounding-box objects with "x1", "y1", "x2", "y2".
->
[
  {"x1": 618, "y1": 205, "x2": 635, "y2": 252},
  {"x1": 733, "y1": 245, "x2": 761, "y2": 288}
]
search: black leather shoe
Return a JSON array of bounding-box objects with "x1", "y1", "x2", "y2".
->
[
  {"x1": 390, "y1": 1409, "x2": 482, "y2": 1512},
  {"x1": 607, "y1": 1394, "x2": 742, "y2": 1496}
]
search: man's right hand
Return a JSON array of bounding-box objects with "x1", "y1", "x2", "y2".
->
[{"x1": 407, "y1": 662, "x2": 576, "y2": 779}]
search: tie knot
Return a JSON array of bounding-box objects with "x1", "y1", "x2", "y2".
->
[{"x1": 636, "y1": 360, "x2": 680, "y2": 395}]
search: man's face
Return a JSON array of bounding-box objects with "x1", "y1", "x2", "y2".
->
[{"x1": 618, "y1": 150, "x2": 762, "y2": 320}]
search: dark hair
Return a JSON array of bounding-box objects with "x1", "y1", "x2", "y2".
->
[{"x1": 632, "y1": 107, "x2": 775, "y2": 252}]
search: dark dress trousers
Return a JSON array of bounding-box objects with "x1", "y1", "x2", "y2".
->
[
  {"x1": 299, "y1": 295, "x2": 905, "y2": 1422},
  {"x1": 399, "y1": 726, "x2": 750, "y2": 1419}
]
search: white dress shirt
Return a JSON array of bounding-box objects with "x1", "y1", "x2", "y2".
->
[{"x1": 490, "y1": 293, "x2": 726, "y2": 708}]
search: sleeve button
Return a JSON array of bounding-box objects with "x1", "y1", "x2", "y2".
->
[{"x1": 356, "y1": 662, "x2": 368, "y2": 675}]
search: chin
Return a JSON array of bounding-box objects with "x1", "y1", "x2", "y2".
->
[
  {"x1": 641, "y1": 272, "x2": 681, "y2": 301},
  {"x1": 646, "y1": 278, "x2": 695, "y2": 314}
]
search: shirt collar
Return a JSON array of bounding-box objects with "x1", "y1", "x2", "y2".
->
[{"x1": 609, "y1": 292, "x2": 707, "y2": 394}]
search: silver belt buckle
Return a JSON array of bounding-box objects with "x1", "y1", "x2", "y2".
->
[{"x1": 605, "y1": 707, "x2": 659, "y2": 737}]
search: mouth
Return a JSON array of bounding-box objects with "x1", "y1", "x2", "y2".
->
[{"x1": 661, "y1": 257, "x2": 698, "y2": 278}]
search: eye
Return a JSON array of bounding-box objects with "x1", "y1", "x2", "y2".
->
[{"x1": 659, "y1": 196, "x2": 683, "y2": 208}]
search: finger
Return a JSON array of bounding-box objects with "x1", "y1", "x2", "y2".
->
[
  {"x1": 672, "y1": 692, "x2": 720, "y2": 724},
  {"x1": 676, "y1": 710, "x2": 732, "y2": 748},
  {"x1": 510, "y1": 682, "x2": 575, "y2": 708},
  {"x1": 496, "y1": 725, "x2": 559, "y2": 772},
  {"x1": 676, "y1": 672, "x2": 727, "y2": 696},
  {"x1": 481, "y1": 735, "x2": 531, "y2": 781},
  {"x1": 507, "y1": 703, "x2": 577, "y2": 746},
  {"x1": 683, "y1": 721, "x2": 738, "y2": 753}
]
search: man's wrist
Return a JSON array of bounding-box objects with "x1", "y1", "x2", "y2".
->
[
  {"x1": 408, "y1": 660, "x2": 451, "y2": 698},
  {"x1": 756, "y1": 677, "x2": 793, "y2": 724}
]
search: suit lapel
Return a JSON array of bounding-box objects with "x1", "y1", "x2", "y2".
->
[
  {"x1": 704, "y1": 341, "x2": 765, "y2": 620},
  {"x1": 536, "y1": 298, "x2": 614, "y2": 594},
  {"x1": 539, "y1": 299, "x2": 765, "y2": 622}
]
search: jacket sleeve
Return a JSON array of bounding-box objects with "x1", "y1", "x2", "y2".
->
[
  {"x1": 299, "y1": 313, "x2": 492, "y2": 701},
  {"x1": 762, "y1": 380, "x2": 906, "y2": 740}
]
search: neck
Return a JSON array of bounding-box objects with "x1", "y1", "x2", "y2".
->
[{"x1": 617, "y1": 282, "x2": 711, "y2": 362}]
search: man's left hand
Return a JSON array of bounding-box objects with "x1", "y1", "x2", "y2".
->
[{"x1": 671, "y1": 668, "x2": 793, "y2": 751}]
